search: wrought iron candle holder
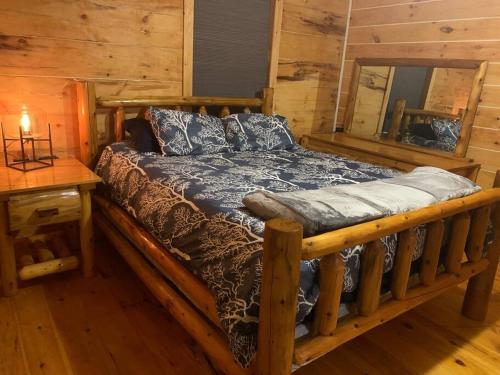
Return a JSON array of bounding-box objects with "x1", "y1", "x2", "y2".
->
[{"x1": 1, "y1": 123, "x2": 56, "y2": 172}]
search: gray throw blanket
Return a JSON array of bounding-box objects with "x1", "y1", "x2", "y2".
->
[{"x1": 243, "y1": 167, "x2": 481, "y2": 235}]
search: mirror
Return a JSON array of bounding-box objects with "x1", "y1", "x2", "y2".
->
[{"x1": 344, "y1": 58, "x2": 487, "y2": 157}]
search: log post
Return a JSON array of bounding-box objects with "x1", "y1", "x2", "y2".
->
[
  {"x1": 115, "y1": 106, "x2": 125, "y2": 142},
  {"x1": 0, "y1": 201, "x2": 17, "y2": 296},
  {"x1": 392, "y1": 228, "x2": 417, "y2": 299},
  {"x1": 445, "y1": 212, "x2": 471, "y2": 275},
  {"x1": 462, "y1": 171, "x2": 500, "y2": 320},
  {"x1": 76, "y1": 81, "x2": 98, "y2": 167},
  {"x1": 256, "y1": 218, "x2": 302, "y2": 375},
  {"x1": 357, "y1": 240, "x2": 385, "y2": 316},
  {"x1": 466, "y1": 206, "x2": 491, "y2": 262},
  {"x1": 262, "y1": 88, "x2": 274, "y2": 115},
  {"x1": 388, "y1": 99, "x2": 406, "y2": 140},
  {"x1": 80, "y1": 186, "x2": 94, "y2": 278},
  {"x1": 311, "y1": 253, "x2": 345, "y2": 336},
  {"x1": 420, "y1": 220, "x2": 445, "y2": 286},
  {"x1": 220, "y1": 106, "x2": 230, "y2": 118}
]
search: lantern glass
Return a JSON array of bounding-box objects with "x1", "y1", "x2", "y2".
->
[{"x1": 1, "y1": 122, "x2": 56, "y2": 172}]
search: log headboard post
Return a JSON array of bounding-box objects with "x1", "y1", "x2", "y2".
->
[
  {"x1": 76, "y1": 81, "x2": 98, "y2": 167},
  {"x1": 262, "y1": 87, "x2": 274, "y2": 115},
  {"x1": 114, "y1": 106, "x2": 125, "y2": 142}
]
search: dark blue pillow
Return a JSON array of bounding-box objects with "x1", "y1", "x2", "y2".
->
[
  {"x1": 149, "y1": 107, "x2": 231, "y2": 156},
  {"x1": 222, "y1": 113, "x2": 296, "y2": 151},
  {"x1": 408, "y1": 123, "x2": 437, "y2": 141},
  {"x1": 431, "y1": 119, "x2": 462, "y2": 152},
  {"x1": 124, "y1": 118, "x2": 160, "y2": 153}
]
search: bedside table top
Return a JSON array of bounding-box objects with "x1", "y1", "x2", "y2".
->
[{"x1": 0, "y1": 158, "x2": 101, "y2": 197}]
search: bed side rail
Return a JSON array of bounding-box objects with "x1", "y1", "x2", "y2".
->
[{"x1": 256, "y1": 184, "x2": 500, "y2": 374}]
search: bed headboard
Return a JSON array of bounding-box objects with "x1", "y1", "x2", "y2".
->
[
  {"x1": 387, "y1": 99, "x2": 464, "y2": 140},
  {"x1": 75, "y1": 81, "x2": 274, "y2": 167}
]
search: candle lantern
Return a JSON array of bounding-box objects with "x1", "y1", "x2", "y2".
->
[{"x1": 1, "y1": 108, "x2": 56, "y2": 172}]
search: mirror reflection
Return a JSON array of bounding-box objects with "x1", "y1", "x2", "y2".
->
[{"x1": 349, "y1": 65, "x2": 475, "y2": 153}]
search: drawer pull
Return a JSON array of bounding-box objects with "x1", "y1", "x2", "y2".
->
[{"x1": 35, "y1": 207, "x2": 60, "y2": 218}]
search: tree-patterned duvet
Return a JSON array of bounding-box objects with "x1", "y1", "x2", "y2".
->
[{"x1": 95, "y1": 142, "x2": 425, "y2": 367}]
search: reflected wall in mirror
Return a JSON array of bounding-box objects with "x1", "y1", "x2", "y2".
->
[{"x1": 344, "y1": 58, "x2": 488, "y2": 157}]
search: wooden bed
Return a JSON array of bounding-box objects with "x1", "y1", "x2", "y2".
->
[{"x1": 76, "y1": 82, "x2": 500, "y2": 375}]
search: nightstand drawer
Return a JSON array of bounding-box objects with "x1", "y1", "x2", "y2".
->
[{"x1": 8, "y1": 188, "x2": 81, "y2": 231}]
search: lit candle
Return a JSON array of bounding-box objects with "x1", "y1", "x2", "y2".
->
[{"x1": 20, "y1": 107, "x2": 31, "y2": 135}]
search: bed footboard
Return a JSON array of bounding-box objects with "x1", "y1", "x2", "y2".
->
[{"x1": 256, "y1": 186, "x2": 500, "y2": 374}]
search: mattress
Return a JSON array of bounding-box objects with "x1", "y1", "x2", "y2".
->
[{"x1": 95, "y1": 142, "x2": 425, "y2": 367}]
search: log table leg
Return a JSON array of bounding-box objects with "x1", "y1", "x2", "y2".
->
[
  {"x1": 80, "y1": 188, "x2": 94, "y2": 278},
  {"x1": 0, "y1": 201, "x2": 17, "y2": 296}
]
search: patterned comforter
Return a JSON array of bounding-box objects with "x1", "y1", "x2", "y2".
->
[{"x1": 95, "y1": 143, "x2": 423, "y2": 367}]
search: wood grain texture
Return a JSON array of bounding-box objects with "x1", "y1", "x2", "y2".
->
[
  {"x1": 273, "y1": 0, "x2": 348, "y2": 137},
  {"x1": 357, "y1": 240, "x2": 385, "y2": 316},
  {"x1": 7, "y1": 188, "x2": 81, "y2": 231},
  {"x1": 0, "y1": 0, "x2": 184, "y2": 158},
  {"x1": 0, "y1": 201, "x2": 17, "y2": 297},
  {"x1": 256, "y1": 218, "x2": 302, "y2": 375},
  {"x1": 420, "y1": 220, "x2": 445, "y2": 286},
  {"x1": 340, "y1": 0, "x2": 500, "y2": 187},
  {"x1": 1, "y1": 240, "x2": 499, "y2": 375},
  {"x1": 0, "y1": 242, "x2": 500, "y2": 375}
]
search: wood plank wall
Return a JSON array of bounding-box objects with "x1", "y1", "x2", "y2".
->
[
  {"x1": 274, "y1": 0, "x2": 349, "y2": 138},
  {"x1": 0, "y1": 0, "x2": 186, "y2": 158},
  {"x1": 337, "y1": 0, "x2": 500, "y2": 188}
]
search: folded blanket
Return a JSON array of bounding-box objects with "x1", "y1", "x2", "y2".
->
[{"x1": 243, "y1": 167, "x2": 481, "y2": 235}]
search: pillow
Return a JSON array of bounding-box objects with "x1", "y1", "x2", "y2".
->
[
  {"x1": 149, "y1": 107, "x2": 231, "y2": 156},
  {"x1": 222, "y1": 113, "x2": 296, "y2": 151},
  {"x1": 124, "y1": 118, "x2": 160, "y2": 153},
  {"x1": 408, "y1": 123, "x2": 437, "y2": 141},
  {"x1": 431, "y1": 119, "x2": 462, "y2": 152}
]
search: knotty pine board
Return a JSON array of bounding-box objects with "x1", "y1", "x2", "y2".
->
[{"x1": 338, "y1": 0, "x2": 500, "y2": 188}]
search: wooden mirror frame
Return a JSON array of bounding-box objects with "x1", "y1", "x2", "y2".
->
[{"x1": 343, "y1": 58, "x2": 488, "y2": 157}]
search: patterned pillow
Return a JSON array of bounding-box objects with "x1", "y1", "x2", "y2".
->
[
  {"x1": 149, "y1": 107, "x2": 231, "y2": 156},
  {"x1": 431, "y1": 118, "x2": 462, "y2": 152},
  {"x1": 222, "y1": 113, "x2": 296, "y2": 151}
]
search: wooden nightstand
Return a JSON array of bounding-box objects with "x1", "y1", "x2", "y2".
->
[{"x1": 0, "y1": 158, "x2": 101, "y2": 296}]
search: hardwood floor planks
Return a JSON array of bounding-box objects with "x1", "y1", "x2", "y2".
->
[{"x1": 0, "y1": 241, "x2": 498, "y2": 374}]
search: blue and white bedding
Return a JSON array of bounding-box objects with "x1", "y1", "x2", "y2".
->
[{"x1": 95, "y1": 143, "x2": 422, "y2": 367}]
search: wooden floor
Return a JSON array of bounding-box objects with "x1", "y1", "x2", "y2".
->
[{"x1": 1, "y1": 240, "x2": 499, "y2": 375}]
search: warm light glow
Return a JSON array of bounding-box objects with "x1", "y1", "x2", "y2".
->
[{"x1": 20, "y1": 107, "x2": 31, "y2": 134}]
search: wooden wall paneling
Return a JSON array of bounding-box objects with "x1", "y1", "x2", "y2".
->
[
  {"x1": 454, "y1": 60, "x2": 488, "y2": 157},
  {"x1": 424, "y1": 68, "x2": 476, "y2": 115},
  {"x1": 183, "y1": 0, "x2": 194, "y2": 96},
  {"x1": 273, "y1": 0, "x2": 349, "y2": 137},
  {"x1": 350, "y1": 0, "x2": 500, "y2": 27},
  {"x1": 349, "y1": 66, "x2": 391, "y2": 137},
  {"x1": 0, "y1": 0, "x2": 185, "y2": 158},
  {"x1": 340, "y1": 0, "x2": 500, "y2": 188},
  {"x1": 268, "y1": 0, "x2": 283, "y2": 91}
]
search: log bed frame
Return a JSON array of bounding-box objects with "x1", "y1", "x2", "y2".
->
[{"x1": 76, "y1": 82, "x2": 500, "y2": 375}]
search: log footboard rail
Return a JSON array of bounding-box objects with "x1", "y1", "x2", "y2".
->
[{"x1": 258, "y1": 185, "x2": 500, "y2": 374}]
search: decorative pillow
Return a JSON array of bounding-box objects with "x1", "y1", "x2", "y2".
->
[
  {"x1": 431, "y1": 118, "x2": 462, "y2": 152},
  {"x1": 222, "y1": 113, "x2": 296, "y2": 151},
  {"x1": 149, "y1": 107, "x2": 231, "y2": 156},
  {"x1": 124, "y1": 118, "x2": 160, "y2": 153}
]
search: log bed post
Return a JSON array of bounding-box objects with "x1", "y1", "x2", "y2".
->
[
  {"x1": 462, "y1": 171, "x2": 500, "y2": 320},
  {"x1": 256, "y1": 218, "x2": 302, "y2": 375},
  {"x1": 262, "y1": 88, "x2": 274, "y2": 115},
  {"x1": 115, "y1": 106, "x2": 125, "y2": 142}
]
